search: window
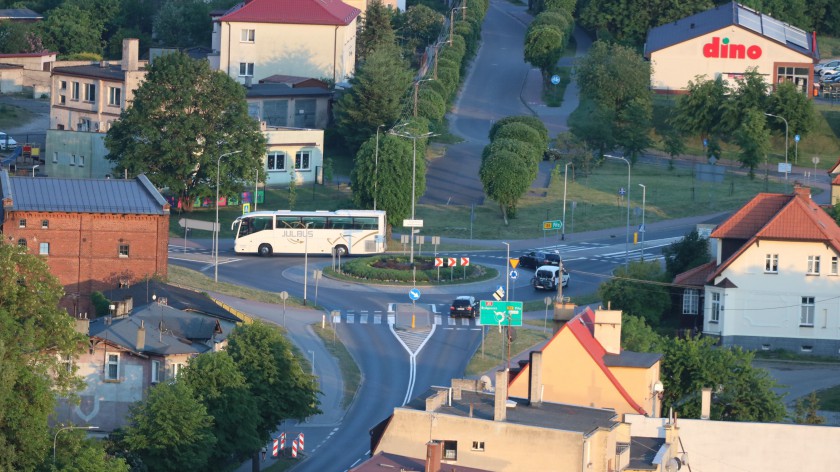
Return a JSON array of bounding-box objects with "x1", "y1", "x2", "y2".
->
[
  {"x1": 151, "y1": 360, "x2": 161, "y2": 383},
  {"x1": 807, "y1": 256, "x2": 821, "y2": 275},
  {"x1": 710, "y1": 292, "x2": 721, "y2": 323},
  {"x1": 682, "y1": 289, "x2": 699, "y2": 315},
  {"x1": 59, "y1": 95, "x2": 66, "y2": 105},
  {"x1": 60, "y1": 354, "x2": 74, "y2": 373},
  {"x1": 267, "y1": 152, "x2": 285, "y2": 171},
  {"x1": 41, "y1": 220, "x2": 49, "y2": 229},
  {"x1": 70, "y1": 154, "x2": 76, "y2": 166},
  {"x1": 471, "y1": 441, "x2": 485, "y2": 451},
  {"x1": 84, "y1": 83, "x2": 96, "y2": 102},
  {"x1": 18, "y1": 218, "x2": 26, "y2": 228},
  {"x1": 52, "y1": 152, "x2": 58, "y2": 163},
  {"x1": 39, "y1": 242, "x2": 49, "y2": 255},
  {"x1": 79, "y1": 155, "x2": 85, "y2": 167},
  {"x1": 109, "y1": 86, "x2": 121, "y2": 106},
  {"x1": 172, "y1": 363, "x2": 185, "y2": 378},
  {"x1": 765, "y1": 254, "x2": 778, "y2": 273},
  {"x1": 240, "y1": 29, "x2": 255, "y2": 42},
  {"x1": 17, "y1": 238, "x2": 26, "y2": 248},
  {"x1": 106, "y1": 353, "x2": 120, "y2": 380},
  {"x1": 801, "y1": 296, "x2": 815, "y2": 326},
  {"x1": 119, "y1": 244, "x2": 130, "y2": 258},
  {"x1": 60, "y1": 80, "x2": 66, "y2": 90},
  {"x1": 442, "y1": 440, "x2": 457, "y2": 460},
  {"x1": 239, "y1": 62, "x2": 254, "y2": 77},
  {"x1": 295, "y1": 151, "x2": 310, "y2": 170},
  {"x1": 832, "y1": 256, "x2": 839, "y2": 275},
  {"x1": 71, "y1": 82, "x2": 79, "y2": 100}
]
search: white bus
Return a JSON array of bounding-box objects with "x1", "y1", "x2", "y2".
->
[{"x1": 231, "y1": 209, "x2": 387, "y2": 256}]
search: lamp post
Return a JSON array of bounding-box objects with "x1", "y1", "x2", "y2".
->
[
  {"x1": 638, "y1": 183, "x2": 646, "y2": 261},
  {"x1": 390, "y1": 128, "x2": 436, "y2": 263},
  {"x1": 54, "y1": 426, "x2": 99, "y2": 463},
  {"x1": 303, "y1": 222, "x2": 311, "y2": 305},
  {"x1": 562, "y1": 162, "x2": 573, "y2": 240},
  {"x1": 765, "y1": 113, "x2": 789, "y2": 180},
  {"x1": 374, "y1": 124, "x2": 384, "y2": 211},
  {"x1": 503, "y1": 242, "x2": 510, "y2": 301},
  {"x1": 215, "y1": 150, "x2": 243, "y2": 283},
  {"x1": 449, "y1": 7, "x2": 467, "y2": 45},
  {"x1": 606, "y1": 155, "x2": 631, "y2": 270}
]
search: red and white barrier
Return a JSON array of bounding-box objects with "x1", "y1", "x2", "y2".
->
[
  {"x1": 292, "y1": 439, "x2": 298, "y2": 458},
  {"x1": 297, "y1": 432, "x2": 304, "y2": 451},
  {"x1": 280, "y1": 432, "x2": 286, "y2": 452},
  {"x1": 272, "y1": 439, "x2": 278, "y2": 457}
]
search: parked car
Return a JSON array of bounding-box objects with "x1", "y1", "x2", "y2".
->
[
  {"x1": 450, "y1": 295, "x2": 478, "y2": 318},
  {"x1": 518, "y1": 251, "x2": 561, "y2": 269},
  {"x1": 0, "y1": 132, "x2": 17, "y2": 150},
  {"x1": 815, "y1": 60, "x2": 840, "y2": 74},
  {"x1": 819, "y1": 67, "x2": 839, "y2": 79},
  {"x1": 531, "y1": 265, "x2": 570, "y2": 290}
]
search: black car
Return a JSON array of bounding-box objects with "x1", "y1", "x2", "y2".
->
[
  {"x1": 518, "y1": 251, "x2": 561, "y2": 270},
  {"x1": 450, "y1": 296, "x2": 478, "y2": 318}
]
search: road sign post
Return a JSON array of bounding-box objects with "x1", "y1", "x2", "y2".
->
[
  {"x1": 479, "y1": 300, "x2": 523, "y2": 326},
  {"x1": 280, "y1": 291, "x2": 289, "y2": 327}
]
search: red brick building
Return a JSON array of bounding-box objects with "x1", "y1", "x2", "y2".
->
[{"x1": 0, "y1": 170, "x2": 169, "y2": 315}]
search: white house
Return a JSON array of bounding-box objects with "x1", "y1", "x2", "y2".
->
[
  {"x1": 262, "y1": 122, "x2": 324, "y2": 186},
  {"x1": 678, "y1": 186, "x2": 840, "y2": 355},
  {"x1": 210, "y1": 0, "x2": 361, "y2": 85}
]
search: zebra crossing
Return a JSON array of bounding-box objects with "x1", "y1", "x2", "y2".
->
[{"x1": 331, "y1": 305, "x2": 481, "y2": 331}]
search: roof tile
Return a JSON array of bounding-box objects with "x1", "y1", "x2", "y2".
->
[{"x1": 220, "y1": 0, "x2": 360, "y2": 26}]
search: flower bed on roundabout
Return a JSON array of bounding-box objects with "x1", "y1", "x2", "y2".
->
[{"x1": 324, "y1": 255, "x2": 497, "y2": 285}]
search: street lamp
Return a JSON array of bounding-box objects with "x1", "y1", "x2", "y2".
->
[
  {"x1": 32, "y1": 164, "x2": 38, "y2": 177},
  {"x1": 605, "y1": 155, "x2": 630, "y2": 270},
  {"x1": 390, "y1": 128, "x2": 436, "y2": 263},
  {"x1": 215, "y1": 150, "x2": 243, "y2": 283},
  {"x1": 765, "y1": 113, "x2": 789, "y2": 180},
  {"x1": 502, "y1": 242, "x2": 510, "y2": 302},
  {"x1": 303, "y1": 222, "x2": 311, "y2": 305},
  {"x1": 54, "y1": 425, "x2": 99, "y2": 463},
  {"x1": 449, "y1": 7, "x2": 467, "y2": 45},
  {"x1": 638, "y1": 183, "x2": 646, "y2": 261},
  {"x1": 374, "y1": 124, "x2": 384, "y2": 211},
  {"x1": 562, "y1": 162, "x2": 574, "y2": 240}
]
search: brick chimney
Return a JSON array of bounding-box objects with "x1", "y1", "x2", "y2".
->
[
  {"x1": 122, "y1": 38, "x2": 139, "y2": 72},
  {"x1": 528, "y1": 351, "x2": 542, "y2": 405},
  {"x1": 136, "y1": 320, "x2": 145, "y2": 351},
  {"x1": 793, "y1": 185, "x2": 810, "y2": 200},
  {"x1": 494, "y1": 369, "x2": 508, "y2": 422},
  {"x1": 593, "y1": 308, "x2": 622, "y2": 354},
  {"x1": 425, "y1": 441, "x2": 442, "y2": 472}
]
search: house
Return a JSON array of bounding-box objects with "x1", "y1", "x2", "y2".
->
[
  {"x1": 209, "y1": 0, "x2": 361, "y2": 84},
  {"x1": 245, "y1": 81, "x2": 332, "y2": 130},
  {"x1": 262, "y1": 122, "x2": 324, "y2": 186},
  {"x1": 53, "y1": 297, "x2": 238, "y2": 432},
  {"x1": 672, "y1": 260, "x2": 716, "y2": 331},
  {"x1": 361, "y1": 370, "x2": 684, "y2": 472},
  {"x1": 0, "y1": 51, "x2": 56, "y2": 96},
  {"x1": 644, "y1": 2, "x2": 820, "y2": 95},
  {"x1": 673, "y1": 186, "x2": 840, "y2": 355},
  {"x1": 508, "y1": 307, "x2": 663, "y2": 418},
  {"x1": 0, "y1": 170, "x2": 169, "y2": 316}
]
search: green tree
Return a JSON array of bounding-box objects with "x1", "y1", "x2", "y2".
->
[
  {"x1": 396, "y1": 4, "x2": 443, "y2": 57},
  {"x1": 0, "y1": 21, "x2": 43, "y2": 54},
  {"x1": 719, "y1": 69, "x2": 769, "y2": 135},
  {"x1": 493, "y1": 122, "x2": 547, "y2": 152},
  {"x1": 662, "y1": 230, "x2": 710, "y2": 279},
  {"x1": 0, "y1": 241, "x2": 86, "y2": 472},
  {"x1": 181, "y1": 352, "x2": 262, "y2": 466},
  {"x1": 51, "y1": 429, "x2": 130, "y2": 472},
  {"x1": 357, "y1": 0, "x2": 396, "y2": 63},
  {"x1": 153, "y1": 0, "x2": 224, "y2": 48},
  {"x1": 671, "y1": 75, "x2": 729, "y2": 140},
  {"x1": 489, "y1": 115, "x2": 549, "y2": 148},
  {"x1": 793, "y1": 392, "x2": 825, "y2": 425},
  {"x1": 480, "y1": 149, "x2": 532, "y2": 224},
  {"x1": 123, "y1": 381, "x2": 216, "y2": 472},
  {"x1": 574, "y1": 41, "x2": 651, "y2": 113},
  {"x1": 734, "y1": 109, "x2": 772, "y2": 178},
  {"x1": 524, "y1": 25, "x2": 565, "y2": 78},
  {"x1": 333, "y1": 44, "x2": 414, "y2": 152},
  {"x1": 621, "y1": 314, "x2": 664, "y2": 352},
  {"x1": 616, "y1": 97, "x2": 653, "y2": 163},
  {"x1": 662, "y1": 129, "x2": 686, "y2": 170},
  {"x1": 598, "y1": 261, "x2": 670, "y2": 326},
  {"x1": 105, "y1": 52, "x2": 266, "y2": 211},
  {"x1": 39, "y1": 3, "x2": 104, "y2": 55},
  {"x1": 767, "y1": 81, "x2": 815, "y2": 139},
  {"x1": 569, "y1": 98, "x2": 616, "y2": 157}
]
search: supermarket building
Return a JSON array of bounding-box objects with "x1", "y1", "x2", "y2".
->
[{"x1": 645, "y1": 1, "x2": 820, "y2": 95}]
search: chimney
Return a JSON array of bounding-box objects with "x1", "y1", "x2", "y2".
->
[
  {"x1": 425, "y1": 441, "x2": 442, "y2": 472},
  {"x1": 122, "y1": 38, "x2": 139, "y2": 72},
  {"x1": 700, "y1": 387, "x2": 712, "y2": 420},
  {"x1": 528, "y1": 351, "x2": 542, "y2": 405},
  {"x1": 793, "y1": 185, "x2": 810, "y2": 200},
  {"x1": 593, "y1": 308, "x2": 622, "y2": 354},
  {"x1": 245, "y1": 76, "x2": 252, "y2": 88},
  {"x1": 136, "y1": 320, "x2": 146, "y2": 351},
  {"x1": 494, "y1": 369, "x2": 508, "y2": 422}
]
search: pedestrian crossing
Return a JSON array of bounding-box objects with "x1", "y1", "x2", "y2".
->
[{"x1": 331, "y1": 305, "x2": 482, "y2": 331}]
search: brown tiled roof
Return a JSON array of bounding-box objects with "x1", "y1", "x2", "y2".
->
[
  {"x1": 220, "y1": 0, "x2": 360, "y2": 26},
  {"x1": 710, "y1": 193, "x2": 789, "y2": 239},
  {"x1": 673, "y1": 260, "x2": 717, "y2": 286},
  {"x1": 832, "y1": 174, "x2": 840, "y2": 185},
  {"x1": 828, "y1": 156, "x2": 840, "y2": 174}
]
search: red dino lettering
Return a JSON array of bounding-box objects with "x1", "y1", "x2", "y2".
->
[{"x1": 703, "y1": 37, "x2": 762, "y2": 59}]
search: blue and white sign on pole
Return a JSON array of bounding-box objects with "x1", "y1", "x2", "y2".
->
[
  {"x1": 795, "y1": 134, "x2": 800, "y2": 143},
  {"x1": 510, "y1": 270, "x2": 518, "y2": 280},
  {"x1": 409, "y1": 288, "x2": 421, "y2": 301},
  {"x1": 618, "y1": 187, "x2": 626, "y2": 196},
  {"x1": 550, "y1": 74, "x2": 561, "y2": 85}
]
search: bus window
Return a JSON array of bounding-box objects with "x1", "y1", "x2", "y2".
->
[
  {"x1": 301, "y1": 216, "x2": 327, "y2": 229},
  {"x1": 329, "y1": 217, "x2": 353, "y2": 229},
  {"x1": 238, "y1": 218, "x2": 254, "y2": 237},
  {"x1": 277, "y1": 216, "x2": 303, "y2": 228},
  {"x1": 252, "y1": 216, "x2": 274, "y2": 233},
  {"x1": 354, "y1": 217, "x2": 378, "y2": 230}
]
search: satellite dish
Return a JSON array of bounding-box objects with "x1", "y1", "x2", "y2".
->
[
  {"x1": 479, "y1": 375, "x2": 493, "y2": 392},
  {"x1": 666, "y1": 458, "x2": 682, "y2": 471}
]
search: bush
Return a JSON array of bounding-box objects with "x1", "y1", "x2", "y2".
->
[
  {"x1": 494, "y1": 121, "x2": 548, "y2": 151},
  {"x1": 416, "y1": 87, "x2": 447, "y2": 123},
  {"x1": 489, "y1": 115, "x2": 549, "y2": 145},
  {"x1": 91, "y1": 291, "x2": 111, "y2": 317},
  {"x1": 339, "y1": 256, "x2": 488, "y2": 283}
]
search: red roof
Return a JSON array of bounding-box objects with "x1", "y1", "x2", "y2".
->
[
  {"x1": 220, "y1": 0, "x2": 360, "y2": 26},
  {"x1": 828, "y1": 157, "x2": 840, "y2": 174},
  {"x1": 832, "y1": 174, "x2": 840, "y2": 186},
  {"x1": 673, "y1": 260, "x2": 717, "y2": 286}
]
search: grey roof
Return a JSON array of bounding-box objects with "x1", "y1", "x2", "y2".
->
[
  {"x1": 103, "y1": 281, "x2": 241, "y2": 323},
  {"x1": 0, "y1": 8, "x2": 43, "y2": 20},
  {"x1": 627, "y1": 437, "x2": 665, "y2": 470},
  {"x1": 0, "y1": 171, "x2": 169, "y2": 215},
  {"x1": 603, "y1": 351, "x2": 663, "y2": 368},
  {"x1": 645, "y1": 1, "x2": 817, "y2": 59},
  {"x1": 245, "y1": 83, "x2": 332, "y2": 99},
  {"x1": 406, "y1": 388, "x2": 619, "y2": 435},
  {"x1": 52, "y1": 63, "x2": 143, "y2": 81}
]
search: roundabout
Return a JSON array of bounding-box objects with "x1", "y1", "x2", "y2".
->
[{"x1": 323, "y1": 255, "x2": 498, "y2": 285}]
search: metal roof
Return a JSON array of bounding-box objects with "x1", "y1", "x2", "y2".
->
[
  {"x1": 1, "y1": 171, "x2": 169, "y2": 215},
  {"x1": 52, "y1": 63, "x2": 144, "y2": 81},
  {"x1": 0, "y1": 8, "x2": 43, "y2": 20},
  {"x1": 645, "y1": 1, "x2": 817, "y2": 59},
  {"x1": 245, "y1": 83, "x2": 332, "y2": 98}
]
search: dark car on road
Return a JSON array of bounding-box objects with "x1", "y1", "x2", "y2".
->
[
  {"x1": 450, "y1": 295, "x2": 478, "y2": 318},
  {"x1": 518, "y1": 251, "x2": 561, "y2": 270}
]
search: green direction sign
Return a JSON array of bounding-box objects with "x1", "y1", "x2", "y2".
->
[
  {"x1": 543, "y1": 220, "x2": 563, "y2": 230},
  {"x1": 479, "y1": 300, "x2": 523, "y2": 326}
]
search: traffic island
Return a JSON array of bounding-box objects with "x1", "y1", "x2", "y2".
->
[{"x1": 324, "y1": 255, "x2": 498, "y2": 285}]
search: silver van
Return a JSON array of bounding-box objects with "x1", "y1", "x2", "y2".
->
[{"x1": 532, "y1": 265, "x2": 570, "y2": 290}]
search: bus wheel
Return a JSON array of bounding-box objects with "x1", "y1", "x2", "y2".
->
[
  {"x1": 334, "y1": 245, "x2": 348, "y2": 256},
  {"x1": 258, "y1": 244, "x2": 273, "y2": 257}
]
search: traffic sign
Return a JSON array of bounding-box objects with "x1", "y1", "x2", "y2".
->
[
  {"x1": 492, "y1": 285, "x2": 505, "y2": 301},
  {"x1": 639, "y1": 224, "x2": 645, "y2": 233},
  {"x1": 177, "y1": 218, "x2": 219, "y2": 232},
  {"x1": 778, "y1": 163, "x2": 792, "y2": 173},
  {"x1": 448, "y1": 257, "x2": 457, "y2": 267},
  {"x1": 550, "y1": 74, "x2": 561, "y2": 85},
  {"x1": 509, "y1": 258, "x2": 519, "y2": 269},
  {"x1": 479, "y1": 300, "x2": 523, "y2": 326},
  {"x1": 243, "y1": 203, "x2": 250, "y2": 214},
  {"x1": 434, "y1": 257, "x2": 443, "y2": 267},
  {"x1": 409, "y1": 288, "x2": 421, "y2": 301},
  {"x1": 509, "y1": 270, "x2": 518, "y2": 280},
  {"x1": 618, "y1": 187, "x2": 626, "y2": 196},
  {"x1": 543, "y1": 220, "x2": 563, "y2": 230},
  {"x1": 460, "y1": 257, "x2": 470, "y2": 266},
  {"x1": 403, "y1": 219, "x2": 424, "y2": 228},
  {"x1": 795, "y1": 134, "x2": 800, "y2": 143}
]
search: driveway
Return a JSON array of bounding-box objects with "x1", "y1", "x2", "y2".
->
[{"x1": 0, "y1": 95, "x2": 49, "y2": 148}]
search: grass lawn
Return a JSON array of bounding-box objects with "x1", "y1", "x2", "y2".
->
[
  {"x1": 465, "y1": 326, "x2": 550, "y2": 376},
  {"x1": 815, "y1": 385, "x2": 840, "y2": 412},
  {"x1": 167, "y1": 265, "x2": 307, "y2": 308},
  {"x1": 312, "y1": 323, "x2": 361, "y2": 409},
  {"x1": 0, "y1": 103, "x2": 35, "y2": 130}
]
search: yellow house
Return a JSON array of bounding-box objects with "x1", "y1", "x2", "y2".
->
[{"x1": 508, "y1": 307, "x2": 663, "y2": 418}]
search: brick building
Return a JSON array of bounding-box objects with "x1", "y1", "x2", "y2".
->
[{"x1": 0, "y1": 170, "x2": 169, "y2": 315}]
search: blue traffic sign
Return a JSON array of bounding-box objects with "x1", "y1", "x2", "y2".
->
[
  {"x1": 618, "y1": 187, "x2": 626, "y2": 196},
  {"x1": 550, "y1": 74, "x2": 561, "y2": 85},
  {"x1": 510, "y1": 270, "x2": 519, "y2": 280},
  {"x1": 795, "y1": 134, "x2": 800, "y2": 142},
  {"x1": 409, "y1": 288, "x2": 421, "y2": 301}
]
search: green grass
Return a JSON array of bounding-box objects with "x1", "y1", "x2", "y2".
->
[
  {"x1": 815, "y1": 385, "x2": 840, "y2": 412},
  {"x1": 0, "y1": 103, "x2": 34, "y2": 130},
  {"x1": 312, "y1": 323, "x2": 360, "y2": 409},
  {"x1": 262, "y1": 457, "x2": 299, "y2": 471},
  {"x1": 465, "y1": 326, "x2": 550, "y2": 376},
  {"x1": 753, "y1": 348, "x2": 840, "y2": 364},
  {"x1": 543, "y1": 66, "x2": 572, "y2": 107},
  {"x1": 166, "y1": 265, "x2": 307, "y2": 308}
]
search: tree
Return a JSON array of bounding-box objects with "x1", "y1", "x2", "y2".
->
[
  {"x1": 719, "y1": 69, "x2": 769, "y2": 136},
  {"x1": 396, "y1": 4, "x2": 443, "y2": 57},
  {"x1": 598, "y1": 261, "x2": 670, "y2": 326},
  {"x1": 181, "y1": 351, "x2": 262, "y2": 466},
  {"x1": 616, "y1": 97, "x2": 653, "y2": 163},
  {"x1": 480, "y1": 149, "x2": 532, "y2": 224},
  {"x1": 734, "y1": 109, "x2": 772, "y2": 178},
  {"x1": 105, "y1": 52, "x2": 266, "y2": 211},
  {"x1": 663, "y1": 230, "x2": 711, "y2": 279},
  {"x1": 488, "y1": 115, "x2": 549, "y2": 146},
  {"x1": 0, "y1": 241, "x2": 87, "y2": 472},
  {"x1": 0, "y1": 21, "x2": 44, "y2": 54},
  {"x1": 39, "y1": 3, "x2": 104, "y2": 55},
  {"x1": 524, "y1": 25, "x2": 565, "y2": 78},
  {"x1": 123, "y1": 381, "x2": 216, "y2": 472},
  {"x1": 670, "y1": 75, "x2": 729, "y2": 140},
  {"x1": 767, "y1": 81, "x2": 815, "y2": 138},
  {"x1": 51, "y1": 429, "x2": 130, "y2": 472},
  {"x1": 574, "y1": 40, "x2": 651, "y2": 113},
  {"x1": 153, "y1": 0, "x2": 223, "y2": 48},
  {"x1": 357, "y1": 0, "x2": 396, "y2": 63},
  {"x1": 793, "y1": 392, "x2": 825, "y2": 425},
  {"x1": 333, "y1": 45, "x2": 414, "y2": 152},
  {"x1": 569, "y1": 98, "x2": 616, "y2": 157},
  {"x1": 493, "y1": 122, "x2": 547, "y2": 152},
  {"x1": 621, "y1": 314, "x2": 664, "y2": 352}
]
